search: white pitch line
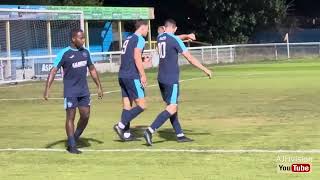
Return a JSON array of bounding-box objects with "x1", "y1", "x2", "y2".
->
[
  {"x1": 0, "y1": 74, "x2": 266, "y2": 101},
  {"x1": 0, "y1": 83, "x2": 35, "y2": 89},
  {"x1": 0, "y1": 148, "x2": 320, "y2": 154},
  {"x1": 0, "y1": 77, "x2": 208, "y2": 101}
]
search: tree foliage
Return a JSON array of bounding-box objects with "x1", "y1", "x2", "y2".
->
[{"x1": 191, "y1": 0, "x2": 288, "y2": 44}]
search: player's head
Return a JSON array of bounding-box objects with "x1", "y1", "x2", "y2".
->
[
  {"x1": 158, "y1": 26, "x2": 165, "y2": 35},
  {"x1": 135, "y1": 20, "x2": 149, "y2": 37},
  {"x1": 70, "y1": 29, "x2": 85, "y2": 49},
  {"x1": 164, "y1": 19, "x2": 177, "y2": 33}
]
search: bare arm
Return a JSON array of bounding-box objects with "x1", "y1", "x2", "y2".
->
[
  {"x1": 177, "y1": 33, "x2": 196, "y2": 41},
  {"x1": 182, "y1": 51, "x2": 212, "y2": 78},
  {"x1": 43, "y1": 68, "x2": 58, "y2": 100},
  {"x1": 134, "y1": 48, "x2": 147, "y2": 87},
  {"x1": 89, "y1": 65, "x2": 103, "y2": 99}
]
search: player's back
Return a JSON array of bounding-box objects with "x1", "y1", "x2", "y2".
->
[
  {"x1": 119, "y1": 33, "x2": 145, "y2": 79},
  {"x1": 157, "y1": 33, "x2": 187, "y2": 84}
]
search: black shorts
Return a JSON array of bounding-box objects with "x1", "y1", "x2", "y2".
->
[
  {"x1": 159, "y1": 82, "x2": 179, "y2": 105},
  {"x1": 64, "y1": 96, "x2": 91, "y2": 110},
  {"x1": 119, "y1": 78, "x2": 145, "y2": 101}
]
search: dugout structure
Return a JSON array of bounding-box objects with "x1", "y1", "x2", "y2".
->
[{"x1": 0, "y1": 5, "x2": 154, "y2": 82}]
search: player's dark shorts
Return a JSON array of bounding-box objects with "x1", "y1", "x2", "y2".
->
[
  {"x1": 119, "y1": 78, "x2": 145, "y2": 100},
  {"x1": 159, "y1": 82, "x2": 179, "y2": 105},
  {"x1": 64, "y1": 96, "x2": 91, "y2": 110}
]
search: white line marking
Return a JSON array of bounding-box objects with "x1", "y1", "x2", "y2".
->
[
  {"x1": 0, "y1": 148, "x2": 320, "y2": 153},
  {"x1": 0, "y1": 74, "x2": 265, "y2": 101},
  {"x1": 0, "y1": 77, "x2": 208, "y2": 101},
  {"x1": 0, "y1": 83, "x2": 35, "y2": 89},
  {"x1": 0, "y1": 79, "x2": 37, "y2": 85}
]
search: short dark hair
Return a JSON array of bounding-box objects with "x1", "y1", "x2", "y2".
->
[
  {"x1": 135, "y1": 20, "x2": 148, "y2": 30},
  {"x1": 158, "y1": 26, "x2": 165, "y2": 30},
  {"x1": 70, "y1": 28, "x2": 83, "y2": 39},
  {"x1": 164, "y1": 19, "x2": 176, "y2": 28}
]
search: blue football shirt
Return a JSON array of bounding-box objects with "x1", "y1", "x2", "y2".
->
[
  {"x1": 157, "y1": 32, "x2": 188, "y2": 84},
  {"x1": 53, "y1": 46, "x2": 93, "y2": 98},
  {"x1": 119, "y1": 33, "x2": 145, "y2": 79}
]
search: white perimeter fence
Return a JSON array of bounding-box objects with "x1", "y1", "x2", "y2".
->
[{"x1": 1, "y1": 42, "x2": 320, "y2": 83}]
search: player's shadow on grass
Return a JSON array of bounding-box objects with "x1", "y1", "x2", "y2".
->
[
  {"x1": 115, "y1": 126, "x2": 211, "y2": 146},
  {"x1": 156, "y1": 129, "x2": 211, "y2": 143},
  {"x1": 131, "y1": 125, "x2": 148, "y2": 137},
  {"x1": 45, "y1": 138, "x2": 104, "y2": 149},
  {"x1": 113, "y1": 125, "x2": 147, "y2": 142}
]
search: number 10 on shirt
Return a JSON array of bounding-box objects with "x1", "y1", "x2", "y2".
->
[{"x1": 158, "y1": 42, "x2": 166, "y2": 58}]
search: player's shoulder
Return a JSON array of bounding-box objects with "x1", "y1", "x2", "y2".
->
[
  {"x1": 158, "y1": 33, "x2": 181, "y2": 44},
  {"x1": 56, "y1": 46, "x2": 72, "y2": 59},
  {"x1": 126, "y1": 33, "x2": 143, "y2": 44},
  {"x1": 135, "y1": 34, "x2": 145, "y2": 43},
  {"x1": 166, "y1": 33, "x2": 182, "y2": 43},
  {"x1": 166, "y1": 33, "x2": 187, "y2": 50},
  {"x1": 126, "y1": 34, "x2": 134, "y2": 40},
  {"x1": 54, "y1": 46, "x2": 72, "y2": 63},
  {"x1": 59, "y1": 46, "x2": 72, "y2": 54},
  {"x1": 157, "y1": 33, "x2": 167, "y2": 41}
]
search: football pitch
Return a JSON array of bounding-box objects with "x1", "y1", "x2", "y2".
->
[{"x1": 0, "y1": 59, "x2": 319, "y2": 179}]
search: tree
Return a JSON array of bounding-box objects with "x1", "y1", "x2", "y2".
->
[{"x1": 190, "y1": 0, "x2": 288, "y2": 44}]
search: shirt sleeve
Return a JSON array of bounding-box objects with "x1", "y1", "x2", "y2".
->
[
  {"x1": 53, "y1": 49, "x2": 67, "y2": 69},
  {"x1": 174, "y1": 36, "x2": 188, "y2": 53},
  {"x1": 136, "y1": 36, "x2": 146, "y2": 49}
]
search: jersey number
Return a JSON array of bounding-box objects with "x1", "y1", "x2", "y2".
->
[
  {"x1": 121, "y1": 40, "x2": 129, "y2": 54},
  {"x1": 158, "y1": 42, "x2": 166, "y2": 58}
]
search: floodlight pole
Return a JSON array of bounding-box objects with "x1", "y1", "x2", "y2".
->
[
  {"x1": 47, "y1": 21, "x2": 52, "y2": 62},
  {"x1": 287, "y1": 35, "x2": 290, "y2": 59},
  {"x1": 5, "y1": 20, "x2": 11, "y2": 79},
  {"x1": 80, "y1": 12, "x2": 85, "y2": 31},
  {"x1": 148, "y1": 20, "x2": 152, "y2": 50},
  {"x1": 85, "y1": 20, "x2": 90, "y2": 49},
  {"x1": 0, "y1": 51, "x2": 3, "y2": 80},
  {"x1": 118, "y1": 20, "x2": 122, "y2": 50}
]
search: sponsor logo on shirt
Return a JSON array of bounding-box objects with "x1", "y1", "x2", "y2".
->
[
  {"x1": 82, "y1": 52, "x2": 88, "y2": 58},
  {"x1": 72, "y1": 60, "x2": 87, "y2": 68},
  {"x1": 159, "y1": 36, "x2": 167, "y2": 41},
  {"x1": 69, "y1": 55, "x2": 75, "y2": 59}
]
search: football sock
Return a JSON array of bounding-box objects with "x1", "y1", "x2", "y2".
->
[
  {"x1": 67, "y1": 136, "x2": 76, "y2": 148},
  {"x1": 150, "y1": 110, "x2": 172, "y2": 132},
  {"x1": 74, "y1": 128, "x2": 83, "y2": 141},
  {"x1": 119, "y1": 106, "x2": 144, "y2": 129},
  {"x1": 170, "y1": 112, "x2": 183, "y2": 135}
]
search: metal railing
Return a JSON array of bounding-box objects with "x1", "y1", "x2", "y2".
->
[{"x1": 1, "y1": 42, "x2": 320, "y2": 83}]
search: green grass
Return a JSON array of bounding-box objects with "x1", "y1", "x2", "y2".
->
[{"x1": 0, "y1": 58, "x2": 320, "y2": 179}]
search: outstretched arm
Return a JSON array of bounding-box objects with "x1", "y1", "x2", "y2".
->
[
  {"x1": 182, "y1": 51, "x2": 212, "y2": 78},
  {"x1": 89, "y1": 65, "x2": 103, "y2": 99},
  {"x1": 177, "y1": 33, "x2": 196, "y2": 41}
]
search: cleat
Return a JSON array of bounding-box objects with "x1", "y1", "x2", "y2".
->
[
  {"x1": 113, "y1": 124, "x2": 125, "y2": 141},
  {"x1": 67, "y1": 146, "x2": 82, "y2": 154},
  {"x1": 124, "y1": 134, "x2": 140, "y2": 142},
  {"x1": 177, "y1": 136, "x2": 194, "y2": 143},
  {"x1": 143, "y1": 129, "x2": 153, "y2": 146}
]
